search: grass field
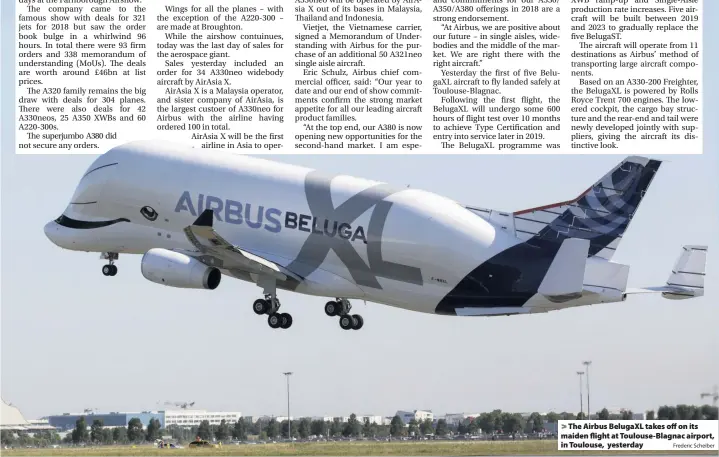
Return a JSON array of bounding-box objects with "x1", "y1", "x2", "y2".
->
[{"x1": 2, "y1": 440, "x2": 715, "y2": 456}]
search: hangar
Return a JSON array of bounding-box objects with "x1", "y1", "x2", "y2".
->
[{"x1": 1, "y1": 399, "x2": 54, "y2": 432}]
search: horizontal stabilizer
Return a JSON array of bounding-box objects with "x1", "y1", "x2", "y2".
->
[
  {"x1": 538, "y1": 238, "x2": 590, "y2": 301},
  {"x1": 662, "y1": 244, "x2": 707, "y2": 299},
  {"x1": 626, "y1": 245, "x2": 708, "y2": 300}
]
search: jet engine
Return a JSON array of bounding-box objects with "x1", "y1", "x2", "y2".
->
[{"x1": 140, "y1": 248, "x2": 221, "y2": 290}]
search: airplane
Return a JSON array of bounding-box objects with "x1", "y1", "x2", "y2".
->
[{"x1": 44, "y1": 140, "x2": 708, "y2": 331}]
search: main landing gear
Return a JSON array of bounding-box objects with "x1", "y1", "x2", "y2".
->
[
  {"x1": 253, "y1": 274, "x2": 292, "y2": 330},
  {"x1": 253, "y1": 295, "x2": 293, "y2": 330},
  {"x1": 252, "y1": 276, "x2": 361, "y2": 331},
  {"x1": 253, "y1": 276, "x2": 293, "y2": 330},
  {"x1": 101, "y1": 252, "x2": 118, "y2": 276},
  {"x1": 325, "y1": 298, "x2": 363, "y2": 330}
]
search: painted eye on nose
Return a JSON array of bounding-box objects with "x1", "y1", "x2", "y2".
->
[{"x1": 141, "y1": 206, "x2": 158, "y2": 221}]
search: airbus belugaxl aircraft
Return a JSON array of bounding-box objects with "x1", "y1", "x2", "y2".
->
[{"x1": 44, "y1": 140, "x2": 707, "y2": 331}]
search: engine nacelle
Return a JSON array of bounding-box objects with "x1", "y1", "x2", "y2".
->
[{"x1": 141, "y1": 248, "x2": 221, "y2": 290}]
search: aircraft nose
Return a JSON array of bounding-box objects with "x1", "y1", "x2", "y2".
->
[{"x1": 44, "y1": 220, "x2": 60, "y2": 246}]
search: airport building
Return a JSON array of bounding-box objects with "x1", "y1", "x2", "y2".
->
[
  {"x1": 164, "y1": 409, "x2": 242, "y2": 427},
  {"x1": 396, "y1": 410, "x2": 433, "y2": 424},
  {"x1": 45, "y1": 407, "x2": 250, "y2": 431},
  {"x1": 47, "y1": 410, "x2": 246, "y2": 430},
  {"x1": 47, "y1": 411, "x2": 165, "y2": 431},
  {"x1": 337, "y1": 415, "x2": 384, "y2": 425},
  {"x1": 1, "y1": 400, "x2": 56, "y2": 432},
  {"x1": 359, "y1": 415, "x2": 384, "y2": 425},
  {"x1": 599, "y1": 409, "x2": 645, "y2": 420},
  {"x1": 443, "y1": 413, "x2": 482, "y2": 426},
  {"x1": 254, "y1": 415, "x2": 292, "y2": 423}
]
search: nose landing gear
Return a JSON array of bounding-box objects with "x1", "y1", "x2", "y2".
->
[
  {"x1": 101, "y1": 264, "x2": 117, "y2": 276},
  {"x1": 101, "y1": 252, "x2": 119, "y2": 276}
]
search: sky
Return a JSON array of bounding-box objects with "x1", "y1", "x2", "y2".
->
[{"x1": 1, "y1": 4, "x2": 718, "y2": 421}]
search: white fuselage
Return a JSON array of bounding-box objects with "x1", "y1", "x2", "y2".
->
[{"x1": 44, "y1": 141, "x2": 628, "y2": 316}]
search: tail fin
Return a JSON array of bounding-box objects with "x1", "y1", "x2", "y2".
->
[
  {"x1": 513, "y1": 156, "x2": 662, "y2": 260},
  {"x1": 663, "y1": 245, "x2": 707, "y2": 299}
]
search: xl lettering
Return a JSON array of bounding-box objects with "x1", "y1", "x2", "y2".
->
[{"x1": 286, "y1": 171, "x2": 423, "y2": 289}]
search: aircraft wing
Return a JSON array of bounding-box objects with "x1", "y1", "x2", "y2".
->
[
  {"x1": 625, "y1": 245, "x2": 707, "y2": 300},
  {"x1": 181, "y1": 209, "x2": 303, "y2": 283}
]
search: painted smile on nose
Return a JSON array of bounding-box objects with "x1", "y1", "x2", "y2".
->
[{"x1": 53, "y1": 214, "x2": 130, "y2": 229}]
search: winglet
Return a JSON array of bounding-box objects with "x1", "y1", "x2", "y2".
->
[{"x1": 193, "y1": 209, "x2": 215, "y2": 227}]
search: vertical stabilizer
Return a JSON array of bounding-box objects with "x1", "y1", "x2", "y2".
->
[{"x1": 511, "y1": 156, "x2": 662, "y2": 260}]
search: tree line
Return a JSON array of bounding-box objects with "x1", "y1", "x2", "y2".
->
[
  {"x1": 0, "y1": 417, "x2": 164, "y2": 448},
  {"x1": 645, "y1": 405, "x2": 717, "y2": 421},
  {"x1": 1, "y1": 404, "x2": 716, "y2": 448}
]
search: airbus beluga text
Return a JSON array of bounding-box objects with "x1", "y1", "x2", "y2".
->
[{"x1": 44, "y1": 140, "x2": 708, "y2": 331}]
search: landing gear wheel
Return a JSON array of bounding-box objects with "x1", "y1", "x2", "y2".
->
[
  {"x1": 339, "y1": 314, "x2": 354, "y2": 330},
  {"x1": 280, "y1": 313, "x2": 293, "y2": 329},
  {"x1": 325, "y1": 301, "x2": 338, "y2": 317},
  {"x1": 253, "y1": 299, "x2": 269, "y2": 315},
  {"x1": 268, "y1": 313, "x2": 282, "y2": 329},
  {"x1": 351, "y1": 314, "x2": 363, "y2": 330},
  {"x1": 101, "y1": 252, "x2": 119, "y2": 276}
]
